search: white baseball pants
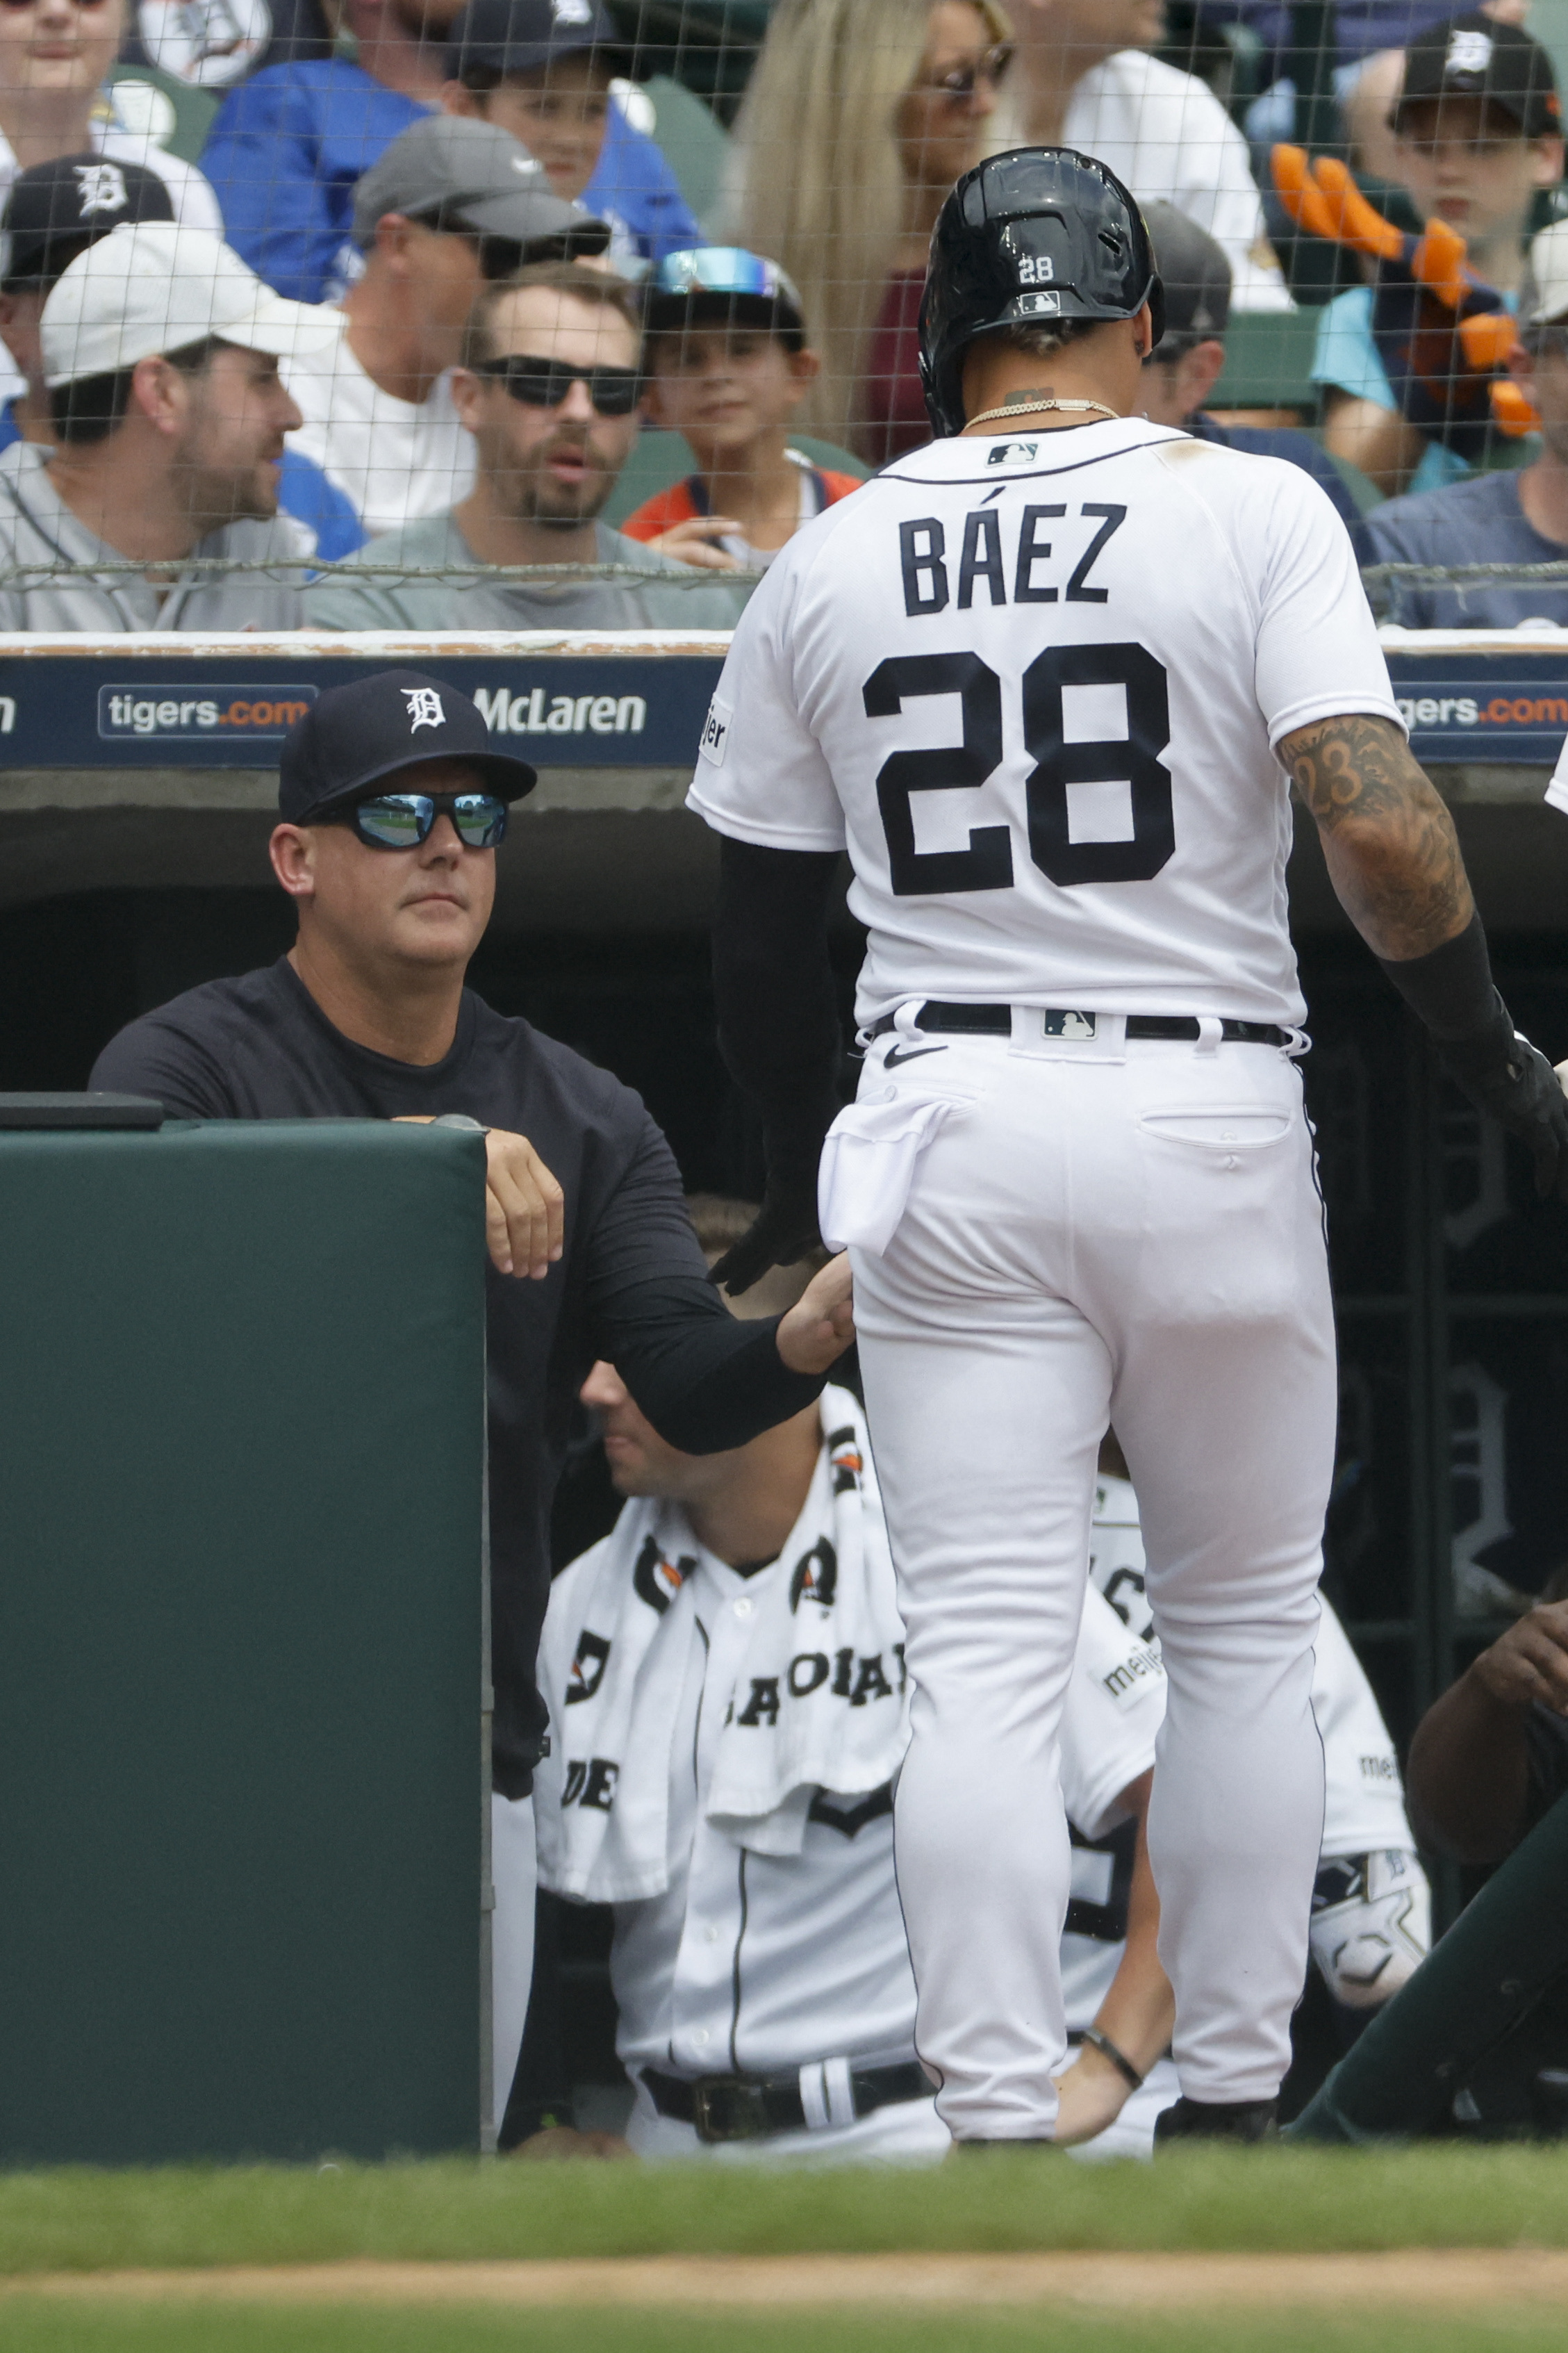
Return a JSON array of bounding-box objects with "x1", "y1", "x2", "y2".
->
[
  {"x1": 490, "y1": 1792, "x2": 536, "y2": 2138},
  {"x1": 841, "y1": 1028, "x2": 1335, "y2": 2140}
]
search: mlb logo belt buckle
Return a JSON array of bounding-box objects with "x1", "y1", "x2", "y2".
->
[{"x1": 1041, "y1": 1010, "x2": 1098, "y2": 1040}]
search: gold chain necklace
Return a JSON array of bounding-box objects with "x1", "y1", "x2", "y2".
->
[{"x1": 966, "y1": 396, "x2": 1122, "y2": 429}]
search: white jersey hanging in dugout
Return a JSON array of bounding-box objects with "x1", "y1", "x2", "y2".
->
[{"x1": 688, "y1": 420, "x2": 1403, "y2": 1032}]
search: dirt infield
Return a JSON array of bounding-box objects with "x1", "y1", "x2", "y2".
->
[{"x1": 5, "y1": 2250, "x2": 1567, "y2": 2311}]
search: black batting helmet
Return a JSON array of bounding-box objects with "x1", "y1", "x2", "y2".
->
[{"x1": 918, "y1": 148, "x2": 1164, "y2": 439}]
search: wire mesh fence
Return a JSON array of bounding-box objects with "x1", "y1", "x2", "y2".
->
[{"x1": 0, "y1": 3, "x2": 1560, "y2": 624}]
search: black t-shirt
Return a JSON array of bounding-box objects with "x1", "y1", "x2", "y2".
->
[{"x1": 91, "y1": 960, "x2": 823, "y2": 1796}]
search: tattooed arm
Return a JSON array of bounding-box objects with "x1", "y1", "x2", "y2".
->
[
  {"x1": 1280, "y1": 713, "x2": 1568, "y2": 1200},
  {"x1": 1278, "y1": 713, "x2": 1473, "y2": 961}
]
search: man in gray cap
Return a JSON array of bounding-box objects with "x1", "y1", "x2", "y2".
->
[
  {"x1": 1136, "y1": 202, "x2": 1369, "y2": 547},
  {"x1": 283, "y1": 113, "x2": 609, "y2": 539}
]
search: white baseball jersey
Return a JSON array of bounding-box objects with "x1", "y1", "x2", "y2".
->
[
  {"x1": 540, "y1": 1505, "x2": 1163, "y2": 2093},
  {"x1": 1089, "y1": 1475, "x2": 1416, "y2": 1857},
  {"x1": 688, "y1": 420, "x2": 1401, "y2": 1031}
]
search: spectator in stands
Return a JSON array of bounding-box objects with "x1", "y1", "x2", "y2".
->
[
  {"x1": 1208, "y1": 1, "x2": 1529, "y2": 155},
  {"x1": 1362, "y1": 215, "x2": 1568, "y2": 624},
  {"x1": 1406, "y1": 1588, "x2": 1568, "y2": 1864},
  {"x1": 1137, "y1": 203, "x2": 1370, "y2": 542},
  {"x1": 198, "y1": 0, "x2": 470, "y2": 302},
  {"x1": 619, "y1": 248, "x2": 861, "y2": 573},
  {"x1": 0, "y1": 218, "x2": 333, "y2": 625},
  {"x1": 304, "y1": 261, "x2": 750, "y2": 627},
  {"x1": 0, "y1": 151, "x2": 365, "y2": 556},
  {"x1": 987, "y1": 0, "x2": 1291, "y2": 311},
  {"x1": 1314, "y1": 14, "x2": 1562, "y2": 498},
  {"x1": 441, "y1": 0, "x2": 702, "y2": 275},
  {"x1": 0, "y1": 0, "x2": 222, "y2": 227},
  {"x1": 201, "y1": 0, "x2": 689, "y2": 302},
  {"x1": 730, "y1": 0, "x2": 1012, "y2": 461},
  {"x1": 281, "y1": 115, "x2": 606, "y2": 540}
]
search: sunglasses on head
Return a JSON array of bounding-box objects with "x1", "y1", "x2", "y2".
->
[
  {"x1": 330, "y1": 792, "x2": 509, "y2": 850},
  {"x1": 473, "y1": 354, "x2": 643, "y2": 415}
]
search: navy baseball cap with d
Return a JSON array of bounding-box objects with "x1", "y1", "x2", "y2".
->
[{"x1": 279, "y1": 671, "x2": 538, "y2": 821}]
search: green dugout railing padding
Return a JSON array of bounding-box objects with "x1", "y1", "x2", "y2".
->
[
  {"x1": 0, "y1": 1118, "x2": 488, "y2": 2167},
  {"x1": 1289, "y1": 1792, "x2": 1568, "y2": 2143}
]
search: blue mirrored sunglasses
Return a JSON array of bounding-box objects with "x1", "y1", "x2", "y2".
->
[{"x1": 333, "y1": 792, "x2": 509, "y2": 850}]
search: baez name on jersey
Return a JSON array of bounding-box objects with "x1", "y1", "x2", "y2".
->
[{"x1": 898, "y1": 500, "x2": 1126, "y2": 618}]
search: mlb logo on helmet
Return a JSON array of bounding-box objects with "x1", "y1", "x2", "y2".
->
[
  {"x1": 553, "y1": 0, "x2": 593, "y2": 21},
  {"x1": 1018, "y1": 290, "x2": 1062, "y2": 315}
]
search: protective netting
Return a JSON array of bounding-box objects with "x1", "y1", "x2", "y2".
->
[{"x1": 0, "y1": 3, "x2": 1561, "y2": 621}]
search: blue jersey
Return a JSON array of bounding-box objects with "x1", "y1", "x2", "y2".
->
[
  {"x1": 201, "y1": 58, "x2": 702, "y2": 302},
  {"x1": 0, "y1": 397, "x2": 365, "y2": 560},
  {"x1": 199, "y1": 58, "x2": 427, "y2": 303}
]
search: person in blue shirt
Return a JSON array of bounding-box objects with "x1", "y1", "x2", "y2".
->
[
  {"x1": 202, "y1": 0, "x2": 700, "y2": 302},
  {"x1": 0, "y1": 149, "x2": 365, "y2": 556},
  {"x1": 441, "y1": 0, "x2": 701, "y2": 274},
  {"x1": 1363, "y1": 215, "x2": 1568, "y2": 628},
  {"x1": 1138, "y1": 204, "x2": 1373, "y2": 552}
]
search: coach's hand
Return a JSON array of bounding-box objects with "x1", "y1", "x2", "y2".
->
[
  {"x1": 710, "y1": 1181, "x2": 822, "y2": 1295},
  {"x1": 1471, "y1": 1599, "x2": 1568, "y2": 1716},
  {"x1": 775, "y1": 1252, "x2": 855, "y2": 1375},
  {"x1": 395, "y1": 1119, "x2": 565, "y2": 1278},
  {"x1": 1051, "y1": 2045, "x2": 1136, "y2": 2147}
]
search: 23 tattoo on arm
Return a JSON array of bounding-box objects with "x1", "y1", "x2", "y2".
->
[{"x1": 1279, "y1": 714, "x2": 1475, "y2": 963}]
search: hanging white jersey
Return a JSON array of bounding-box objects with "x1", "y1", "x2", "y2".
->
[
  {"x1": 688, "y1": 419, "x2": 1401, "y2": 1030},
  {"x1": 1089, "y1": 1475, "x2": 1415, "y2": 1855}
]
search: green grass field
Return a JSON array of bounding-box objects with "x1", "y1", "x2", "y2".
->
[
  {"x1": 1, "y1": 2309, "x2": 1567, "y2": 2353},
  {"x1": 3, "y1": 2148, "x2": 1567, "y2": 2353},
  {"x1": 0, "y1": 2145, "x2": 1566, "y2": 2271}
]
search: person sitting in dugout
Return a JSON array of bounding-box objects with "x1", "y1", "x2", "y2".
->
[
  {"x1": 0, "y1": 215, "x2": 338, "y2": 630},
  {"x1": 1406, "y1": 1575, "x2": 1568, "y2": 1866},
  {"x1": 303, "y1": 261, "x2": 752, "y2": 632},
  {"x1": 618, "y1": 247, "x2": 864, "y2": 575},
  {"x1": 512, "y1": 1205, "x2": 1429, "y2": 2163},
  {"x1": 89, "y1": 673, "x2": 857, "y2": 2132}
]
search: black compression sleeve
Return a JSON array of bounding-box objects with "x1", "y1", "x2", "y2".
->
[
  {"x1": 1377, "y1": 911, "x2": 1499, "y2": 1042},
  {"x1": 711, "y1": 836, "x2": 844, "y2": 1186},
  {"x1": 599, "y1": 1273, "x2": 825, "y2": 1454}
]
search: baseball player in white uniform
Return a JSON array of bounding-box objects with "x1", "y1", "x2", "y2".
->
[{"x1": 688, "y1": 149, "x2": 1568, "y2": 2145}]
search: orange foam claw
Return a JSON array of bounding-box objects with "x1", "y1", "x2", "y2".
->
[
  {"x1": 1459, "y1": 311, "x2": 1520, "y2": 371},
  {"x1": 1490, "y1": 378, "x2": 1540, "y2": 436},
  {"x1": 1269, "y1": 145, "x2": 1342, "y2": 244},
  {"x1": 1411, "y1": 220, "x2": 1471, "y2": 310},
  {"x1": 1307, "y1": 156, "x2": 1405, "y2": 262}
]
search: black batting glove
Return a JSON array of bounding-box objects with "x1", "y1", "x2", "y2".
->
[
  {"x1": 1439, "y1": 997, "x2": 1568, "y2": 1203},
  {"x1": 709, "y1": 1179, "x2": 823, "y2": 1296}
]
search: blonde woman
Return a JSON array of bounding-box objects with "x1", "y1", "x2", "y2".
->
[{"x1": 732, "y1": 0, "x2": 1012, "y2": 460}]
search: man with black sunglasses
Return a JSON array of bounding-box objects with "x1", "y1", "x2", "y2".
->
[
  {"x1": 281, "y1": 115, "x2": 611, "y2": 541},
  {"x1": 306, "y1": 259, "x2": 750, "y2": 631},
  {"x1": 91, "y1": 666, "x2": 855, "y2": 2143}
]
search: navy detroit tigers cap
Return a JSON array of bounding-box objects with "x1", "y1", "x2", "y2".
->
[{"x1": 278, "y1": 671, "x2": 538, "y2": 821}]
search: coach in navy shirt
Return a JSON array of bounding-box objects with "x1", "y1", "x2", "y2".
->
[{"x1": 91, "y1": 672, "x2": 853, "y2": 2112}]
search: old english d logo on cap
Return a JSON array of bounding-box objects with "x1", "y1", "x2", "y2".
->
[{"x1": 403, "y1": 686, "x2": 445, "y2": 732}]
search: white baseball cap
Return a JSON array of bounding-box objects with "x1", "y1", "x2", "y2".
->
[
  {"x1": 42, "y1": 220, "x2": 341, "y2": 388},
  {"x1": 1524, "y1": 218, "x2": 1568, "y2": 330}
]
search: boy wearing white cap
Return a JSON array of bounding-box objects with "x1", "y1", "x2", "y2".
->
[{"x1": 0, "y1": 218, "x2": 336, "y2": 628}]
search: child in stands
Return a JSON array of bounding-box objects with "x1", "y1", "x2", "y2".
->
[{"x1": 620, "y1": 248, "x2": 863, "y2": 573}]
